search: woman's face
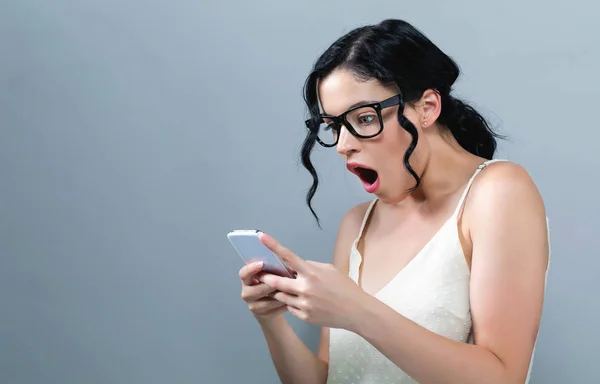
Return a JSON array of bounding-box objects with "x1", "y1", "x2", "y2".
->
[{"x1": 317, "y1": 69, "x2": 430, "y2": 204}]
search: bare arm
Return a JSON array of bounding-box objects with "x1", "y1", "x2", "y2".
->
[
  {"x1": 350, "y1": 163, "x2": 549, "y2": 383},
  {"x1": 257, "y1": 315, "x2": 327, "y2": 384},
  {"x1": 260, "y1": 203, "x2": 368, "y2": 384}
]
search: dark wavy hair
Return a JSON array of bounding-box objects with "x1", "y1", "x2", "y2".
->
[{"x1": 301, "y1": 19, "x2": 502, "y2": 226}]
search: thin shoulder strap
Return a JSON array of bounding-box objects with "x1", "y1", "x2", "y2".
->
[
  {"x1": 452, "y1": 159, "x2": 509, "y2": 218},
  {"x1": 356, "y1": 199, "x2": 378, "y2": 240}
]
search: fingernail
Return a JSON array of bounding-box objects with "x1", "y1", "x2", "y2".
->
[
  {"x1": 260, "y1": 233, "x2": 271, "y2": 242},
  {"x1": 253, "y1": 261, "x2": 264, "y2": 268}
]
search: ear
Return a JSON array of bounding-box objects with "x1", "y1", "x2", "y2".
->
[{"x1": 419, "y1": 89, "x2": 441, "y2": 128}]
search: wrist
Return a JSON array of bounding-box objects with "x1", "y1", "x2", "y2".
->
[
  {"x1": 348, "y1": 291, "x2": 381, "y2": 334},
  {"x1": 255, "y1": 313, "x2": 288, "y2": 329}
]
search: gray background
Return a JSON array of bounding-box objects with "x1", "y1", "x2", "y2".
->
[{"x1": 1, "y1": 0, "x2": 598, "y2": 383}]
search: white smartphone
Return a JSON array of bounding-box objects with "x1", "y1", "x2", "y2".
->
[{"x1": 227, "y1": 229, "x2": 296, "y2": 278}]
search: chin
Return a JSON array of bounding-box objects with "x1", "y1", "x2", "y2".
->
[{"x1": 373, "y1": 184, "x2": 411, "y2": 205}]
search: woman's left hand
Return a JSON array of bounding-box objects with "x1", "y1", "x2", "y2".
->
[{"x1": 257, "y1": 233, "x2": 370, "y2": 331}]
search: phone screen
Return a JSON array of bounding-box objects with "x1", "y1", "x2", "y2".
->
[{"x1": 227, "y1": 230, "x2": 295, "y2": 278}]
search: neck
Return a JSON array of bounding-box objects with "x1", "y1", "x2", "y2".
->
[{"x1": 406, "y1": 132, "x2": 485, "y2": 206}]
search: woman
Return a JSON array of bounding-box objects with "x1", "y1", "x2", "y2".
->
[{"x1": 239, "y1": 19, "x2": 550, "y2": 383}]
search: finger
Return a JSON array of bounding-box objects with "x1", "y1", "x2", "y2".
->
[
  {"x1": 272, "y1": 291, "x2": 302, "y2": 307},
  {"x1": 305, "y1": 260, "x2": 330, "y2": 268},
  {"x1": 259, "y1": 233, "x2": 309, "y2": 274},
  {"x1": 269, "y1": 305, "x2": 288, "y2": 317},
  {"x1": 286, "y1": 305, "x2": 307, "y2": 322},
  {"x1": 256, "y1": 303, "x2": 288, "y2": 317},
  {"x1": 241, "y1": 283, "x2": 277, "y2": 302},
  {"x1": 259, "y1": 273, "x2": 302, "y2": 295},
  {"x1": 250, "y1": 271, "x2": 267, "y2": 286},
  {"x1": 249, "y1": 298, "x2": 287, "y2": 313},
  {"x1": 266, "y1": 298, "x2": 287, "y2": 310},
  {"x1": 239, "y1": 261, "x2": 264, "y2": 285}
]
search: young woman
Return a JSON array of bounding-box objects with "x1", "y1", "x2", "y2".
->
[{"x1": 238, "y1": 19, "x2": 550, "y2": 384}]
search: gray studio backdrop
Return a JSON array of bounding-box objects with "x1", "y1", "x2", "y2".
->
[{"x1": 1, "y1": 1, "x2": 598, "y2": 383}]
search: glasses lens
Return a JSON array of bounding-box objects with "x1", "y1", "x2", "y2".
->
[
  {"x1": 316, "y1": 120, "x2": 339, "y2": 146},
  {"x1": 346, "y1": 106, "x2": 382, "y2": 137}
]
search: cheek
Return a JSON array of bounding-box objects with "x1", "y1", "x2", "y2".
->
[
  {"x1": 380, "y1": 120, "x2": 414, "y2": 153},
  {"x1": 377, "y1": 122, "x2": 426, "y2": 185},
  {"x1": 400, "y1": 107, "x2": 420, "y2": 127},
  {"x1": 374, "y1": 125, "x2": 411, "y2": 174}
]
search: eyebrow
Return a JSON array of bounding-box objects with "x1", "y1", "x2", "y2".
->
[{"x1": 322, "y1": 100, "x2": 379, "y2": 116}]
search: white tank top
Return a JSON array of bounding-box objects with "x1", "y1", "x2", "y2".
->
[{"x1": 327, "y1": 159, "x2": 550, "y2": 384}]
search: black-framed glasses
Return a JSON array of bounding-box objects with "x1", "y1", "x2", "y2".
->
[{"x1": 305, "y1": 93, "x2": 403, "y2": 147}]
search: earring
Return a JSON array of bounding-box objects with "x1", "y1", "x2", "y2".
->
[{"x1": 422, "y1": 121, "x2": 428, "y2": 127}]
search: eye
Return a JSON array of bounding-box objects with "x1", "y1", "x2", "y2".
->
[
  {"x1": 358, "y1": 115, "x2": 376, "y2": 125},
  {"x1": 322, "y1": 120, "x2": 338, "y2": 131}
]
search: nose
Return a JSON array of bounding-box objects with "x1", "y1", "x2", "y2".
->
[{"x1": 336, "y1": 125, "x2": 361, "y2": 156}]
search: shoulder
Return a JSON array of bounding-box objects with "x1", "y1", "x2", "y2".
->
[
  {"x1": 471, "y1": 160, "x2": 540, "y2": 195},
  {"x1": 464, "y1": 160, "x2": 549, "y2": 266},
  {"x1": 330, "y1": 201, "x2": 373, "y2": 270},
  {"x1": 340, "y1": 200, "x2": 373, "y2": 232},
  {"x1": 466, "y1": 160, "x2": 546, "y2": 222}
]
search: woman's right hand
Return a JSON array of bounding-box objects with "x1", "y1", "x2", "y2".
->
[{"x1": 239, "y1": 261, "x2": 287, "y2": 321}]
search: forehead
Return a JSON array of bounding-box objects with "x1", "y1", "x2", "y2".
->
[{"x1": 318, "y1": 69, "x2": 390, "y2": 116}]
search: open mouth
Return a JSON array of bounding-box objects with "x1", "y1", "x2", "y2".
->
[
  {"x1": 354, "y1": 167, "x2": 378, "y2": 185},
  {"x1": 347, "y1": 163, "x2": 380, "y2": 192}
]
